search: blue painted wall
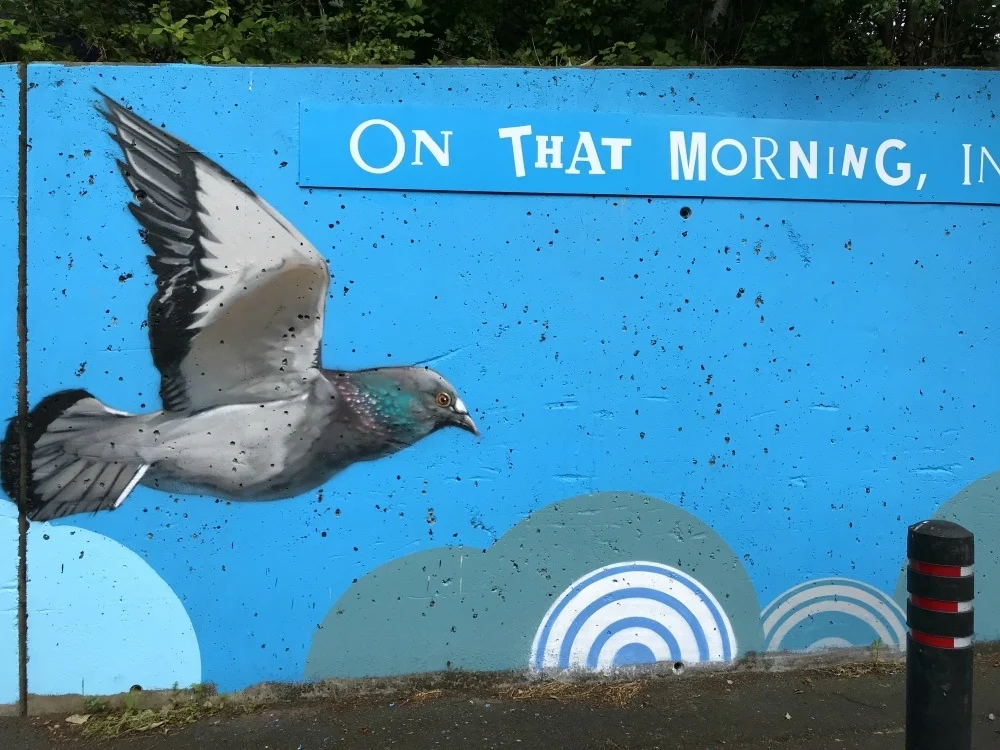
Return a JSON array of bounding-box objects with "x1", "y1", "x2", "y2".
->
[
  {"x1": 3, "y1": 65, "x2": 998, "y2": 698},
  {"x1": 0, "y1": 65, "x2": 20, "y2": 707}
]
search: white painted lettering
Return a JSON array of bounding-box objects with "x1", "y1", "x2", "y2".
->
[
  {"x1": 753, "y1": 137, "x2": 783, "y2": 180},
  {"x1": 534, "y1": 135, "x2": 564, "y2": 169},
  {"x1": 711, "y1": 138, "x2": 748, "y2": 177},
  {"x1": 349, "y1": 119, "x2": 405, "y2": 175},
  {"x1": 962, "y1": 143, "x2": 972, "y2": 186},
  {"x1": 565, "y1": 132, "x2": 606, "y2": 175},
  {"x1": 411, "y1": 129, "x2": 452, "y2": 167},
  {"x1": 601, "y1": 137, "x2": 632, "y2": 170},
  {"x1": 670, "y1": 131, "x2": 707, "y2": 181},
  {"x1": 841, "y1": 145, "x2": 868, "y2": 179},
  {"x1": 789, "y1": 141, "x2": 818, "y2": 179},
  {"x1": 979, "y1": 146, "x2": 1000, "y2": 183},
  {"x1": 875, "y1": 139, "x2": 911, "y2": 186},
  {"x1": 498, "y1": 125, "x2": 533, "y2": 178}
]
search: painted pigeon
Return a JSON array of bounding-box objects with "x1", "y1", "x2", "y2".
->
[{"x1": 0, "y1": 91, "x2": 478, "y2": 522}]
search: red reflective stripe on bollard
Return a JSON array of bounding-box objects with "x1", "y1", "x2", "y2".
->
[
  {"x1": 910, "y1": 630, "x2": 973, "y2": 649},
  {"x1": 907, "y1": 594, "x2": 972, "y2": 613},
  {"x1": 907, "y1": 559, "x2": 974, "y2": 578}
]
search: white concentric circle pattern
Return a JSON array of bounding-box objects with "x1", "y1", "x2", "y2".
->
[
  {"x1": 530, "y1": 561, "x2": 737, "y2": 673},
  {"x1": 760, "y1": 577, "x2": 908, "y2": 653}
]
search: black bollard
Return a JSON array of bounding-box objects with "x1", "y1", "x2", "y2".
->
[{"x1": 905, "y1": 519, "x2": 975, "y2": 750}]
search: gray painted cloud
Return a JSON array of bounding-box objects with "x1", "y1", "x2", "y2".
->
[{"x1": 305, "y1": 491, "x2": 762, "y2": 679}]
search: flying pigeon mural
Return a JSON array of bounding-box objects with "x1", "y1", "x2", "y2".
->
[
  {"x1": 0, "y1": 92, "x2": 478, "y2": 523},
  {"x1": 1, "y1": 65, "x2": 999, "y2": 704}
]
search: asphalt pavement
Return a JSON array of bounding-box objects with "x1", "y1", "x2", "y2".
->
[{"x1": 2, "y1": 652, "x2": 999, "y2": 749}]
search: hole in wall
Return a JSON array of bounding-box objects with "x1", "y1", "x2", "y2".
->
[
  {"x1": 679, "y1": 206, "x2": 692, "y2": 219},
  {"x1": 672, "y1": 661, "x2": 685, "y2": 675}
]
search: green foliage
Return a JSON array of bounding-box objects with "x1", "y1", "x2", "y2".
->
[
  {"x1": 1, "y1": 0, "x2": 998, "y2": 66},
  {"x1": 83, "y1": 696, "x2": 109, "y2": 713},
  {"x1": 125, "y1": 0, "x2": 429, "y2": 64},
  {"x1": 0, "y1": 0, "x2": 430, "y2": 63}
]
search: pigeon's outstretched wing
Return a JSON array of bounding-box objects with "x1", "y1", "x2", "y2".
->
[{"x1": 97, "y1": 90, "x2": 330, "y2": 413}]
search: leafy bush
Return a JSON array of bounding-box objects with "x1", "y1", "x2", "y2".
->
[{"x1": 1, "y1": 0, "x2": 998, "y2": 66}]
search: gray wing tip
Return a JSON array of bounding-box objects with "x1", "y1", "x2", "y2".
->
[
  {"x1": 92, "y1": 85, "x2": 114, "y2": 104},
  {"x1": 92, "y1": 88, "x2": 130, "y2": 149},
  {"x1": 91, "y1": 89, "x2": 163, "y2": 140},
  {"x1": 92, "y1": 89, "x2": 203, "y2": 167},
  {"x1": 92, "y1": 87, "x2": 122, "y2": 121}
]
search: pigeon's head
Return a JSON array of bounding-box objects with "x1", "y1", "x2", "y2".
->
[
  {"x1": 396, "y1": 366, "x2": 479, "y2": 437},
  {"x1": 349, "y1": 366, "x2": 478, "y2": 441}
]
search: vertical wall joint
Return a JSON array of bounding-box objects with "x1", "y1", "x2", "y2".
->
[{"x1": 16, "y1": 60, "x2": 29, "y2": 718}]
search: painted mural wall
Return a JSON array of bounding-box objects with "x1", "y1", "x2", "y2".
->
[
  {"x1": 0, "y1": 66, "x2": 20, "y2": 707},
  {"x1": 1, "y1": 64, "x2": 998, "y2": 702}
]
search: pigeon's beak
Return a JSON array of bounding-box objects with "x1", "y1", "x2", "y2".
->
[
  {"x1": 456, "y1": 412, "x2": 479, "y2": 436},
  {"x1": 452, "y1": 398, "x2": 479, "y2": 437}
]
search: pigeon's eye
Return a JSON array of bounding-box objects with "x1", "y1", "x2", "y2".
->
[{"x1": 435, "y1": 392, "x2": 452, "y2": 408}]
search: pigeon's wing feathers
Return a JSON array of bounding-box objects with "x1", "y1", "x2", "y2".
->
[{"x1": 97, "y1": 91, "x2": 330, "y2": 413}]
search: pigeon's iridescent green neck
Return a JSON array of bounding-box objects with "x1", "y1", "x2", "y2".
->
[{"x1": 351, "y1": 371, "x2": 426, "y2": 439}]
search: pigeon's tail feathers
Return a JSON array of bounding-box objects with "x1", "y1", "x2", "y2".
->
[{"x1": 0, "y1": 390, "x2": 150, "y2": 522}]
